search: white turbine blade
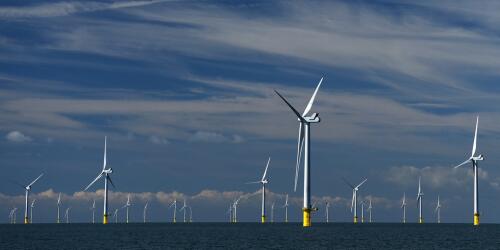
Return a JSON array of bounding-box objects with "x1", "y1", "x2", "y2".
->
[
  {"x1": 302, "y1": 77, "x2": 323, "y2": 116},
  {"x1": 453, "y1": 159, "x2": 471, "y2": 169},
  {"x1": 57, "y1": 193, "x2": 61, "y2": 204},
  {"x1": 341, "y1": 177, "x2": 355, "y2": 189},
  {"x1": 350, "y1": 191, "x2": 355, "y2": 212},
  {"x1": 261, "y1": 157, "x2": 271, "y2": 181},
  {"x1": 245, "y1": 181, "x2": 261, "y2": 184},
  {"x1": 274, "y1": 90, "x2": 306, "y2": 122},
  {"x1": 355, "y1": 178, "x2": 368, "y2": 189},
  {"x1": 84, "y1": 173, "x2": 103, "y2": 191},
  {"x1": 28, "y1": 173, "x2": 44, "y2": 187},
  {"x1": 294, "y1": 124, "x2": 304, "y2": 192},
  {"x1": 107, "y1": 175, "x2": 116, "y2": 189},
  {"x1": 472, "y1": 116, "x2": 479, "y2": 157},
  {"x1": 103, "y1": 136, "x2": 107, "y2": 170}
]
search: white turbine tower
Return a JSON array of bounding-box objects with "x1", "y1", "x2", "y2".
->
[
  {"x1": 91, "y1": 199, "x2": 96, "y2": 224},
  {"x1": 233, "y1": 197, "x2": 242, "y2": 223},
  {"x1": 453, "y1": 116, "x2": 484, "y2": 226},
  {"x1": 275, "y1": 77, "x2": 324, "y2": 227},
  {"x1": 188, "y1": 206, "x2": 193, "y2": 223},
  {"x1": 435, "y1": 196, "x2": 442, "y2": 224},
  {"x1": 325, "y1": 201, "x2": 330, "y2": 223},
  {"x1": 30, "y1": 199, "x2": 36, "y2": 224},
  {"x1": 65, "y1": 207, "x2": 71, "y2": 224},
  {"x1": 83, "y1": 136, "x2": 115, "y2": 224},
  {"x1": 169, "y1": 199, "x2": 177, "y2": 223},
  {"x1": 271, "y1": 202, "x2": 275, "y2": 223},
  {"x1": 367, "y1": 198, "x2": 372, "y2": 223},
  {"x1": 56, "y1": 193, "x2": 61, "y2": 224},
  {"x1": 16, "y1": 173, "x2": 43, "y2": 224},
  {"x1": 401, "y1": 193, "x2": 407, "y2": 223},
  {"x1": 360, "y1": 200, "x2": 365, "y2": 223},
  {"x1": 282, "y1": 194, "x2": 289, "y2": 223},
  {"x1": 180, "y1": 199, "x2": 188, "y2": 223},
  {"x1": 10, "y1": 208, "x2": 18, "y2": 224},
  {"x1": 343, "y1": 178, "x2": 368, "y2": 223},
  {"x1": 417, "y1": 177, "x2": 424, "y2": 224},
  {"x1": 113, "y1": 208, "x2": 119, "y2": 223},
  {"x1": 143, "y1": 202, "x2": 149, "y2": 223},
  {"x1": 226, "y1": 203, "x2": 232, "y2": 223},
  {"x1": 247, "y1": 157, "x2": 271, "y2": 223},
  {"x1": 123, "y1": 194, "x2": 131, "y2": 223}
]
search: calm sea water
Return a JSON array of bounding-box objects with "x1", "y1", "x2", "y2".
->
[{"x1": 0, "y1": 223, "x2": 499, "y2": 249}]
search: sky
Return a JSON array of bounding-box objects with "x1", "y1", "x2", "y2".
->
[{"x1": 1, "y1": 0, "x2": 500, "y2": 224}]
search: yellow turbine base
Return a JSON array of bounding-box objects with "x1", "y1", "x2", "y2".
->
[
  {"x1": 261, "y1": 216, "x2": 266, "y2": 223},
  {"x1": 25, "y1": 217, "x2": 29, "y2": 224},
  {"x1": 103, "y1": 214, "x2": 108, "y2": 224},
  {"x1": 354, "y1": 216, "x2": 358, "y2": 224},
  {"x1": 474, "y1": 213, "x2": 480, "y2": 226},
  {"x1": 419, "y1": 217, "x2": 423, "y2": 224},
  {"x1": 303, "y1": 208, "x2": 311, "y2": 227}
]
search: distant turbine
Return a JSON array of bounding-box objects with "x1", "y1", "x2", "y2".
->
[
  {"x1": 343, "y1": 178, "x2": 368, "y2": 223},
  {"x1": 180, "y1": 199, "x2": 188, "y2": 223},
  {"x1": 435, "y1": 196, "x2": 442, "y2": 224},
  {"x1": 367, "y1": 198, "x2": 372, "y2": 223},
  {"x1": 282, "y1": 194, "x2": 289, "y2": 223},
  {"x1": 188, "y1": 206, "x2": 193, "y2": 223},
  {"x1": 113, "y1": 208, "x2": 119, "y2": 223},
  {"x1": 417, "y1": 177, "x2": 424, "y2": 224},
  {"x1": 226, "y1": 203, "x2": 232, "y2": 223},
  {"x1": 9, "y1": 208, "x2": 17, "y2": 224},
  {"x1": 168, "y1": 199, "x2": 177, "y2": 223},
  {"x1": 83, "y1": 136, "x2": 115, "y2": 224},
  {"x1": 275, "y1": 77, "x2": 324, "y2": 227},
  {"x1": 122, "y1": 194, "x2": 131, "y2": 223},
  {"x1": 360, "y1": 200, "x2": 365, "y2": 223},
  {"x1": 143, "y1": 201, "x2": 149, "y2": 223},
  {"x1": 91, "y1": 199, "x2": 96, "y2": 224},
  {"x1": 453, "y1": 116, "x2": 484, "y2": 226},
  {"x1": 65, "y1": 207, "x2": 71, "y2": 224},
  {"x1": 30, "y1": 199, "x2": 36, "y2": 224},
  {"x1": 247, "y1": 157, "x2": 271, "y2": 223},
  {"x1": 401, "y1": 193, "x2": 407, "y2": 223},
  {"x1": 325, "y1": 201, "x2": 330, "y2": 223},
  {"x1": 233, "y1": 197, "x2": 242, "y2": 223},
  {"x1": 15, "y1": 173, "x2": 43, "y2": 224},
  {"x1": 271, "y1": 202, "x2": 275, "y2": 223}
]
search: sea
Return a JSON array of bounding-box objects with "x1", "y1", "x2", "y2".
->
[{"x1": 0, "y1": 223, "x2": 498, "y2": 249}]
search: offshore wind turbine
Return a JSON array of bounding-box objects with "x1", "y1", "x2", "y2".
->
[
  {"x1": 367, "y1": 198, "x2": 372, "y2": 223},
  {"x1": 282, "y1": 194, "x2": 289, "y2": 223},
  {"x1": 65, "y1": 207, "x2": 71, "y2": 224},
  {"x1": 113, "y1": 208, "x2": 119, "y2": 223},
  {"x1": 30, "y1": 199, "x2": 36, "y2": 223},
  {"x1": 343, "y1": 178, "x2": 368, "y2": 223},
  {"x1": 169, "y1": 199, "x2": 177, "y2": 223},
  {"x1": 57, "y1": 193, "x2": 61, "y2": 223},
  {"x1": 435, "y1": 196, "x2": 441, "y2": 224},
  {"x1": 275, "y1": 77, "x2": 324, "y2": 227},
  {"x1": 247, "y1": 157, "x2": 271, "y2": 223},
  {"x1": 271, "y1": 202, "x2": 275, "y2": 223},
  {"x1": 401, "y1": 193, "x2": 407, "y2": 223},
  {"x1": 16, "y1": 173, "x2": 43, "y2": 224},
  {"x1": 91, "y1": 199, "x2": 96, "y2": 224},
  {"x1": 83, "y1": 136, "x2": 115, "y2": 224},
  {"x1": 360, "y1": 200, "x2": 365, "y2": 223},
  {"x1": 180, "y1": 199, "x2": 188, "y2": 223},
  {"x1": 453, "y1": 116, "x2": 484, "y2": 226},
  {"x1": 143, "y1": 202, "x2": 149, "y2": 223},
  {"x1": 226, "y1": 203, "x2": 232, "y2": 223},
  {"x1": 123, "y1": 194, "x2": 131, "y2": 223},
  {"x1": 188, "y1": 206, "x2": 193, "y2": 223},
  {"x1": 9, "y1": 208, "x2": 17, "y2": 224},
  {"x1": 417, "y1": 177, "x2": 424, "y2": 224},
  {"x1": 233, "y1": 197, "x2": 242, "y2": 223},
  {"x1": 325, "y1": 201, "x2": 330, "y2": 223}
]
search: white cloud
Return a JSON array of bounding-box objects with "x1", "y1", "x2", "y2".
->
[
  {"x1": 188, "y1": 131, "x2": 244, "y2": 144},
  {"x1": 149, "y1": 135, "x2": 169, "y2": 144},
  {"x1": 5, "y1": 131, "x2": 32, "y2": 142}
]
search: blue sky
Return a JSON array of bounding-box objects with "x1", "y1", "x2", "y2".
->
[{"x1": 2, "y1": 0, "x2": 500, "y2": 223}]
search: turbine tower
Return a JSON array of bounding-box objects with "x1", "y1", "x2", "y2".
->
[
  {"x1": 367, "y1": 198, "x2": 372, "y2": 223},
  {"x1": 143, "y1": 201, "x2": 149, "y2": 223},
  {"x1": 91, "y1": 199, "x2": 96, "y2": 224},
  {"x1": 233, "y1": 197, "x2": 242, "y2": 223},
  {"x1": 123, "y1": 194, "x2": 131, "y2": 223},
  {"x1": 401, "y1": 193, "x2": 407, "y2": 223},
  {"x1": 180, "y1": 199, "x2": 188, "y2": 223},
  {"x1": 271, "y1": 202, "x2": 275, "y2": 223},
  {"x1": 435, "y1": 196, "x2": 441, "y2": 224},
  {"x1": 275, "y1": 77, "x2": 324, "y2": 227},
  {"x1": 17, "y1": 173, "x2": 43, "y2": 224},
  {"x1": 226, "y1": 203, "x2": 232, "y2": 223},
  {"x1": 360, "y1": 200, "x2": 365, "y2": 223},
  {"x1": 83, "y1": 136, "x2": 115, "y2": 224},
  {"x1": 247, "y1": 157, "x2": 271, "y2": 223},
  {"x1": 325, "y1": 201, "x2": 330, "y2": 223},
  {"x1": 65, "y1": 207, "x2": 71, "y2": 223},
  {"x1": 453, "y1": 116, "x2": 484, "y2": 226},
  {"x1": 57, "y1": 193, "x2": 61, "y2": 223},
  {"x1": 30, "y1": 199, "x2": 36, "y2": 223},
  {"x1": 282, "y1": 194, "x2": 289, "y2": 223},
  {"x1": 169, "y1": 199, "x2": 177, "y2": 223},
  {"x1": 343, "y1": 178, "x2": 368, "y2": 223},
  {"x1": 417, "y1": 177, "x2": 424, "y2": 224},
  {"x1": 113, "y1": 208, "x2": 119, "y2": 223},
  {"x1": 188, "y1": 206, "x2": 193, "y2": 223},
  {"x1": 10, "y1": 208, "x2": 18, "y2": 224}
]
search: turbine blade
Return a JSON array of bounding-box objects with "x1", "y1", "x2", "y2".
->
[
  {"x1": 28, "y1": 173, "x2": 44, "y2": 187},
  {"x1": 453, "y1": 159, "x2": 471, "y2": 169},
  {"x1": 341, "y1": 177, "x2": 354, "y2": 189},
  {"x1": 350, "y1": 191, "x2": 355, "y2": 212},
  {"x1": 261, "y1": 157, "x2": 271, "y2": 181},
  {"x1": 107, "y1": 175, "x2": 116, "y2": 189},
  {"x1": 302, "y1": 77, "x2": 323, "y2": 116},
  {"x1": 84, "y1": 173, "x2": 103, "y2": 191},
  {"x1": 294, "y1": 124, "x2": 304, "y2": 192},
  {"x1": 472, "y1": 116, "x2": 479, "y2": 157},
  {"x1": 355, "y1": 178, "x2": 368, "y2": 189},
  {"x1": 103, "y1": 136, "x2": 107, "y2": 170},
  {"x1": 274, "y1": 90, "x2": 306, "y2": 122},
  {"x1": 245, "y1": 181, "x2": 261, "y2": 184}
]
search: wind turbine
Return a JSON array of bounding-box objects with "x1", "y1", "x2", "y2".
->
[
  {"x1": 143, "y1": 201, "x2": 149, "y2": 223},
  {"x1": 275, "y1": 77, "x2": 324, "y2": 227},
  {"x1": 30, "y1": 199, "x2": 36, "y2": 223},
  {"x1": 226, "y1": 203, "x2": 232, "y2": 223},
  {"x1": 247, "y1": 157, "x2": 271, "y2": 223},
  {"x1": 453, "y1": 116, "x2": 484, "y2": 226},
  {"x1": 57, "y1": 193, "x2": 61, "y2": 223},
  {"x1": 83, "y1": 136, "x2": 115, "y2": 224},
  {"x1": 360, "y1": 200, "x2": 365, "y2": 223},
  {"x1": 343, "y1": 178, "x2": 368, "y2": 223},
  {"x1": 91, "y1": 199, "x2": 96, "y2": 224},
  {"x1": 113, "y1": 208, "x2": 119, "y2": 223},
  {"x1": 15, "y1": 173, "x2": 43, "y2": 224},
  {"x1": 180, "y1": 199, "x2": 188, "y2": 223},
  {"x1": 401, "y1": 193, "x2": 407, "y2": 223},
  {"x1": 65, "y1": 207, "x2": 71, "y2": 223},
  {"x1": 325, "y1": 201, "x2": 330, "y2": 223},
  {"x1": 168, "y1": 199, "x2": 177, "y2": 223},
  {"x1": 283, "y1": 194, "x2": 289, "y2": 223},
  {"x1": 188, "y1": 206, "x2": 193, "y2": 223},
  {"x1": 417, "y1": 177, "x2": 424, "y2": 224},
  {"x1": 123, "y1": 194, "x2": 131, "y2": 223},
  {"x1": 271, "y1": 202, "x2": 275, "y2": 223},
  {"x1": 367, "y1": 198, "x2": 372, "y2": 223},
  {"x1": 9, "y1": 208, "x2": 17, "y2": 224},
  {"x1": 435, "y1": 196, "x2": 441, "y2": 224},
  {"x1": 233, "y1": 197, "x2": 242, "y2": 223}
]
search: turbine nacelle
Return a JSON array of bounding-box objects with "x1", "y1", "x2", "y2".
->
[
  {"x1": 472, "y1": 154, "x2": 484, "y2": 161},
  {"x1": 103, "y1": 168, "x2": 113, "y2": 174}
]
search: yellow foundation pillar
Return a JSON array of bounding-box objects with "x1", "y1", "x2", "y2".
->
[
  {"x1": 103, "y1": 214, "x2": 108, "y2": 224},
  {"x1": 261, "y1": 216, "x2": 266, "y2": 223},
  {"x1": 474, "y1": 213, "x2": 479, "y2": 226},
  {"x1": 303, "y1": 208, "x2": 311, "y2": 227},
  {"x1": 354, "y1": 216, "x2": 358, "y2": 223},
  {"x1": 25, "y1": 217, "x2": 29, "y2": 224},
  {"x1": 419, "y1": 217, "x2": 423, "y2": 224}
]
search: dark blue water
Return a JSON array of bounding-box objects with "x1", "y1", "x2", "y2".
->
[{"x1": 0, "y1": 223, "x2": 499, "y2": 249}]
